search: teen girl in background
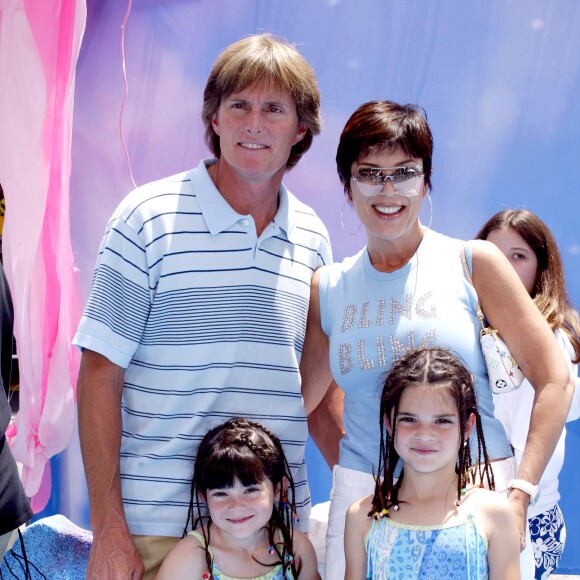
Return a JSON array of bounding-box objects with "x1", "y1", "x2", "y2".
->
[{"x1": 477, "y1": 209, "x2": 580, "y2": 577}]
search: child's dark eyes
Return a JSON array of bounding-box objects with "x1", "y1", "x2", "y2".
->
[
  {"x1": 397, "y1": 416, "x2": 415, "y2": 423},
  {"x1": 396, "y1": 416, "x2": 455, "y2": 424}
]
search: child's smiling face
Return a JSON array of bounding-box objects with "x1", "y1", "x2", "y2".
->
[
  {"x1": 204, "y1": 477, "x2": 276, "y2": 541},
  {"x1": 392, "y1": 384, "x2": 474, "y2": 477}
]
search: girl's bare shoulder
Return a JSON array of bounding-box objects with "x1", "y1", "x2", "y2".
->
[
  {"x1": 347, "y1": 494, "x2": 374, "y2": 516},
  {"x1": 463, "y1": 488, "x2": 517, "y2": 536},
  {"x1": 292, "y1": 528, "x2": 311, "y2": 552},
  {"x1": 154, "y1": 532, "x2": 208, "y2": 579},
  {"x1": 346, "y1": 494, "x2": 376, "y2": 535},
  {"x1": 291, "y1": 530, "x2": 321, "y2": 579},
  {"x1": 469, "y1": 487, "x2": 510, "y2": 510}
]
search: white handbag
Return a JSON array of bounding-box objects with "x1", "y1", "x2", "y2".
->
[{"x1": 461, "y1": 246, "x2": 525, "y2": 394}]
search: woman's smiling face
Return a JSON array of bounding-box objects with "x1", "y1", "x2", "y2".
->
[{"x1": 350, "y1": 146, "x2": 428, "y2": 249}]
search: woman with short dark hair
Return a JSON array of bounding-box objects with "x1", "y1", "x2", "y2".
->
[{"x1": 301, "y1": 100, "x2": 573, "y2": 579}]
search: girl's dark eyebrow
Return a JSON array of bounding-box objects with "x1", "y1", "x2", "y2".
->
[{"x1": 397, "y1": 410, "x2": 457, "y2": 418}]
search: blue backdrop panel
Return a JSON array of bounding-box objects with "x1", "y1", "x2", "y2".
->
[{"x1": 558, "y1": 420, "x2": 580, "y2": 574}]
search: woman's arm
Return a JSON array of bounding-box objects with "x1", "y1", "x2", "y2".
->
[
  {"x1": 472, "y1": 240, "x2": 574, "y2": 542},
  {"x1": 293, "y1": 530, "x2": 321, "y2": 580},
  {"x1": 344, "y1": 497, "x2": 372, "y2": 580},
  {"x1": 481, "y1": 492, "x2": 521, "y2": 580}
]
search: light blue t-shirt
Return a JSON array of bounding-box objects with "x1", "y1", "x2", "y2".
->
[{"x1": 319, "y1": 229, "x2": 511, "y2": 474}]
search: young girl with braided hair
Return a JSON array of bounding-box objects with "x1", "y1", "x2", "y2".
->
[
  {"x1": 155, "y1": 418, "x2": 319, "y2": 579},
  {"x1": 344, "y1": 347, "x2": 520, "y2": 579}
]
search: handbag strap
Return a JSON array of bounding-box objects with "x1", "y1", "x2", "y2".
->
[{"x1": 460, "y1": 244, "x2": 485, "y2": 327}]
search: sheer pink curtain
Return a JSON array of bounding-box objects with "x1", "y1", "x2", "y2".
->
[{"x1": 0, "y1": 0, "x2": 86, "y2": 512}]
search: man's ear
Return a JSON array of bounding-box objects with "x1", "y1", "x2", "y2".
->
[
  {"x1": 292, "y1": 123, "x2": 307, "y2": 145},
  {"x1": 211, "y1": 112, "x2": 220, "y2": 136}
]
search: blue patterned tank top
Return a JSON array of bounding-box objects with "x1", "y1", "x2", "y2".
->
[{"x1": 365, "y1": 514, "x2": 488, "y2": 579}]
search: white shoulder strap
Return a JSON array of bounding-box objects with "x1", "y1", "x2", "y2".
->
[{"x1": 460, "y1": 245, "x2": 484, "y2": 324}]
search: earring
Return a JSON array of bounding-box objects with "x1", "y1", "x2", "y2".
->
[
  {"x1": 340, "y1": 199, "x2": 361, "y2": 236},
  {"x1": 423, "y1": 193, "x2": 433, "y2": 230}
]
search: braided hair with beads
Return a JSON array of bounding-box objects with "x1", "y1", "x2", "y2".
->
[
  {"x1": 183, "y1": 417, "x2": 299, "y2": 578},
  {"x1": 369, "y1": 347, "x2": 495, "y2": 519}
]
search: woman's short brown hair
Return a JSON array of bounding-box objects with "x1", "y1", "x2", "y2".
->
[
  {"x1": 336, "y1": 100, "x2": 433, "y2": 200},
  {"x1": 202, "y1": 34, "x2": 321, "y2": 171}
]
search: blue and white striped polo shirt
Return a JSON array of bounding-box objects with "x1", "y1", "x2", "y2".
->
[{"x1": 74, "y1": 159, "x2": 332, "y2": 536}]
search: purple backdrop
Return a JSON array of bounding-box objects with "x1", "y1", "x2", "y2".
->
[{"x1": 61, "y1": 0, "x2": 580, "y2": 572}]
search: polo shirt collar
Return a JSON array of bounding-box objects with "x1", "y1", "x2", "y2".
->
[
  {"x1": 272, "y1": 181, "x2": 299, "y2": 244},
  {"x1": 189, "y1": 160, "x2": 240, "y2": 235},
  {"x1": 189, "y1": 159, "x2": 298, "y2": 242}
]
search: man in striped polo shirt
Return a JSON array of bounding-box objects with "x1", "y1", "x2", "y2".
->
[{"x1": 74, "y1": 34, "x2": 331, "y2": 579}]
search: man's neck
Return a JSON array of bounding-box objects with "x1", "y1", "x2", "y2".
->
[{"x1": 207, "y1": 160, "x2": 282, "y2": 236}]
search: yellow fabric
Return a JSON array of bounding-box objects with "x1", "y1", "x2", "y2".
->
[{"x1": 132, "y1": 534, "x2": 180, "y2": 580}]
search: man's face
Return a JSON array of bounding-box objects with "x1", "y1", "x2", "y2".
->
[{"x1": 211, "y1": 82, "x2": 306, "y2": 186}]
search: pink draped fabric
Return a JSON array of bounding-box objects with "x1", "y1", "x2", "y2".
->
[{"x1": 0, "y1": 0, "x2": 86, "y2": 511}]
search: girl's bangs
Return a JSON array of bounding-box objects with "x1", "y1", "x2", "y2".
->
[{"x1": 199, "y1": 446, "x2": 268, "y2": 490}]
